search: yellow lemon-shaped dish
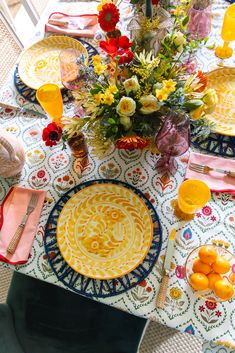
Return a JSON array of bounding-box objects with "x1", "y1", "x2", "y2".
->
[
  {"x1": 206, "y1": 67, "x2": 235, "y2": 136},
  {"x1": 18, "y1": 36, "x2": 88, "y2": 90},
  {"x1": 56, "y1": 183, "x2": 153, "y2": 280}
]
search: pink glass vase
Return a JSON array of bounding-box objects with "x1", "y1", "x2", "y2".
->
[{"x1": 187, "y1": 5, "x2": 212, "y2": 39}]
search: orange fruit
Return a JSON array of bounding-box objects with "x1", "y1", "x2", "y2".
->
[
  {"x1": 229, "y1": 273, "x2": 235, "y2": 285},
  {"x1": 211, "y1": 256, "x2": 230, "y2": 274},
  {"x1": 214, "y1": 278, "x2": 234, "y2": 301},
  {"x1": 198, "y1": 245, "x2": 218, "y2": 264},
  {"x1": 192, "y1": 258, "x2": 211, "y2": 275},
  {"x1": 190, "y1": 273, "x2": 209, "y2": 290},
  {"x1": 207, "y1": 273, "x2": 222, "y2": 290}
]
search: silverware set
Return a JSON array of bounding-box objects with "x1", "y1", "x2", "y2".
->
[
  {"x1": 189, "y1": 162, "x2": 235, "y2": 178},
  {"x1": 7, "y1": 193, "x2": 39, "y2": 255}
]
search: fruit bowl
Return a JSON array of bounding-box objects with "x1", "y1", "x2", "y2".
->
[{"x1": 185, "y1": 245, "x2": 235, "y2": 302}]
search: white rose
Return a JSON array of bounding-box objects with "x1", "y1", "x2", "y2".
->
[
  {"x1": 116, "y1": 97, "x2": 136, "y2": 116},
  {"x1": 120, "y1": 116, "x2": 132, "y2": 130},
  {"x1": 123, "y1": 76, "x2": 140, "y2": 95},
  {"x1": 173, "y1": 32, "x2": 186, "y2": 52},
  {"x1": 139, "y1": 95, "x2": 159, "y2": 115}
]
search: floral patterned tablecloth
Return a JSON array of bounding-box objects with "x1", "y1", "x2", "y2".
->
[{"x1": 1, "y1": 0, "x2": 235, "y2": 349}]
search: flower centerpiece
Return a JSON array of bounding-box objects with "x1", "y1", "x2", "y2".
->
[{"x1": 42, "y1": 0, "x2": 217, "y2": 157}]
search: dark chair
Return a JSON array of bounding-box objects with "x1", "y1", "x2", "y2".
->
[{"x1": 0, "y1": 272, "x2": 147, "y2": 353}]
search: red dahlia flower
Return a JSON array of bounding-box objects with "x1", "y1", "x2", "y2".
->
[
  {"x1": 100, "y1": 36, "x2": 133, "y2": 64},
  {"x1": 116, "y1": 136, "x2": 149, "y2": 150},
  {"x1": 42, "y1": 122, "x2": 62, "y2": 147},
  {"x1": 98, "y1": 3, "x2": 120, "y2": 32}
]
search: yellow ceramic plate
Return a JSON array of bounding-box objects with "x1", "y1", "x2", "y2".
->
[
  {"x1": 206, "y1": 68, "x2": 235, "y2": 136},
  {"x1": 18, "y1": 36, "x2": 88, "y2": 90},
  {"x1": 56, "y1": 183, "x2": 153, "y2": 280}
]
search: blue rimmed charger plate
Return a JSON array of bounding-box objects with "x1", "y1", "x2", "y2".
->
[{"x1": 44, "y1": 179, "x2": 162, "y2": 298}]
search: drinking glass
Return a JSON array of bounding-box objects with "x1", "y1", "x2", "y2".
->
[
  {"x1": 173, "y1": 179, "x2": 211, "y2": 220},
  {"x1": 187, "y1": 5, "x2": 212, "y2": 39},
  {"x1": 59, "y1": 48, "x2": 86, "y2": 90},
  {"x1": 36, "y1": 84, "x2": 63, "y2": 124},
  {"x1": 155, "y1": 111, "x2": 190, "y2": 174},
  {"x1": 215, "y1": 4, "x2": 235, "y2": 59}
]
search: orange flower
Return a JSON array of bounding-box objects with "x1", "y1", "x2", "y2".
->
[
  {"x1": 116, "y1": 136, "x2": 149, "y2": 150},
  {"x1": 98, "y1": 3, "x2": 120, "y2": 32},
  {"x1": 195, "y1": 71, "x2": 208, "y2": 92}
]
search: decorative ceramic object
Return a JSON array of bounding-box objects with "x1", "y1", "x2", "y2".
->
[
  {"x1": 18, "y1": 36, "x2": 88, "y2": 90},
  {"x1": 56, "y1": 183, "x2": 153, "y2": 279},
  {"x1": 206, "y1": 68, "x2": 235, "y2": 136},
  {"x1": 0, "y1": 129, "x2": 25, "y2": 178}
]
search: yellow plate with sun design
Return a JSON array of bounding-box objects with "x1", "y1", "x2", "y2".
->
[
  {"x1": 18, "y1": 35, "x2": 88, "y2": 90},
  {"x1": 206, "y1": 68, "x2": 235, "y2": 136},
  {"x1": 56, "y1": 183, "x2": 153, "y2": 280}
]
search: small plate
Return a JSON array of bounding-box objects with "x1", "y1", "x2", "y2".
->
[
  {"x1": 18, "y1": 35, "x2": 88, "y2": 90},
  {"x1": 206, "y1": 68, "x2": 235, "y2": 136},
  {"x1": 185, "y1": 245, "x2": 235, "y2": 302},
  {"x1": 56, "y1": 183, "x2": 153, "y2": 280}
]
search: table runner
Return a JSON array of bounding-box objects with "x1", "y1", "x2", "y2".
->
[{"x1": 0, "y1": 0, "x2": 235, "y2": 349}]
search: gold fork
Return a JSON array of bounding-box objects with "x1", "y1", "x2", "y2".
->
[
  {"x1": 189, "y1": 162, "x2": 235, "y2": 178},
  {"x1": 7, "y1": 193, "x2": 39, "y2": 254}
]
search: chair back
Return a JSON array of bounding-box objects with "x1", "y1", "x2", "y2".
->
[{"x1": 0, "y1": 11, "x2": 22, "y2": 89}]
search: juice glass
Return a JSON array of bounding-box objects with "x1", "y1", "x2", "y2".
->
[
  {"x1": 215, "y1": 4, "x2": 235, "y2": 59},
  {"x1": 173, "y1": 179, "x2": 211, "y2": 220},
  {"x1": 36, "y1": 84, "x2": 63, "y2": 124}
]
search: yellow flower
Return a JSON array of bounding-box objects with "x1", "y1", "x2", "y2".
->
[
  {"x1": 116, "y1": 97, "x2": 136, "y2": 116},
  {"x1": 162, "y1": 79, "x2": 177, "y2": 93},
  {"x1": 92, "y1": 55, "x2": 102, "y2": 65},
  {"x1": 108, "y1": 84, "x2": 118, "y2": 94},
  {"x1": 173, "y1": 6, "x2": 181, "y2": 16},
  {"x1": 93, "y1": 92, "x2": 104, "y2": 105},
  {"x1": 203, "y1": 89, "x2": 218, "y2": 114},
  {"x1": 155, "y1": 89, "x2": 169, "y2": 102},
  {"x1": 94, "y1": 63, "x2": 107, "y2": 75},
  {"x1": 169, "y1": 287, "x2": 182, "y2": 300},
  {"x1": 190, "y1": 105, "x2": 205, "y2": 120},
  {"x1": 139, "y1": 95, "x2": 159, "y2": 114},
  {"x1": 97, "y1": 0, "x2": 111, "y2": 11},
  {"x1": 123, "y1": 76, "x2": 140, "y2": 95},
  {"x1": 103, "y1": 90, "x2": 114, "y2": 105}
]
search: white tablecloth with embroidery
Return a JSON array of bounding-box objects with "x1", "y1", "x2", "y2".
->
[{"x1": 0, "y1": 0, "x2": 235, "y2": 349}]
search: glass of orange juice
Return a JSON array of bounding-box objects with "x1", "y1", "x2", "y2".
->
[
  {"x1": 173, "y1": 179, "x2": 211, "y2": 220},
  {"x1": 36, "y1": 84, "x2": 63, "y2": 124},
  {"x1": 215, "y1": 4, "x2": 235, "y2": 59}
]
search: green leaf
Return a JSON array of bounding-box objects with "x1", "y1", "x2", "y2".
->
[
  {"x1": 107, "y1": 118, "x2": 116, "y2": 125},
  {"x1": 206, "y1": 42, "x2": 216, "y2": 49},
  {"x1": 182, "y1": 16, "x2": 189, "y2": 27},
  {"x1": 112, "y1": 126, "x2": 118, "y2": 133},
  {"x1": 90, "y1": 87, "x2": 102, "y2": 95},
  {"x1": 184, "y1": 99, "x2": 203, "y2": 110},
  {"x1": 130, "y1": 0, "x2": 139, "y2": 4}
]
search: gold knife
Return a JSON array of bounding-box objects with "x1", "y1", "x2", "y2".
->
[{"x1": 156, "y1": 228, "x2": 176, "y2": 309}]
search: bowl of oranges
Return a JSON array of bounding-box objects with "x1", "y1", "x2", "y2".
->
[{"x1": 185, "y1": 244, "x2": 235, "y2": 302}]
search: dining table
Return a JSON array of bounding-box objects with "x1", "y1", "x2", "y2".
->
[{"x1": 0, "y1": 0, "x2": 235, "y2": 352}]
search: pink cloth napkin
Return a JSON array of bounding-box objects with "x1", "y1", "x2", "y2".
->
[
  {"x1": 45, "y1": 12, "x2": 98, "y2": 38},
  {"x1": 185, "y1": 152, "x2": 235, "y2": 194},
  {"x1": 0, "y1": 186, "x2": 46, "y2": 265}
]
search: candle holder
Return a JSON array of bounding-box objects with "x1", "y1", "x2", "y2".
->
[{"x1": 215, "y1": 4, "x2": 235, "y2": 59}]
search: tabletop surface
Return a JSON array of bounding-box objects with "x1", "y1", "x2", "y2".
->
[{"x1": 0, "y1": 0, "x2": 235, "y2": 349}]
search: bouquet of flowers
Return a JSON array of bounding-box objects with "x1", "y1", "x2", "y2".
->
[{"x1": 43, "y1": 0, "x2": 217, "y2": 157}]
